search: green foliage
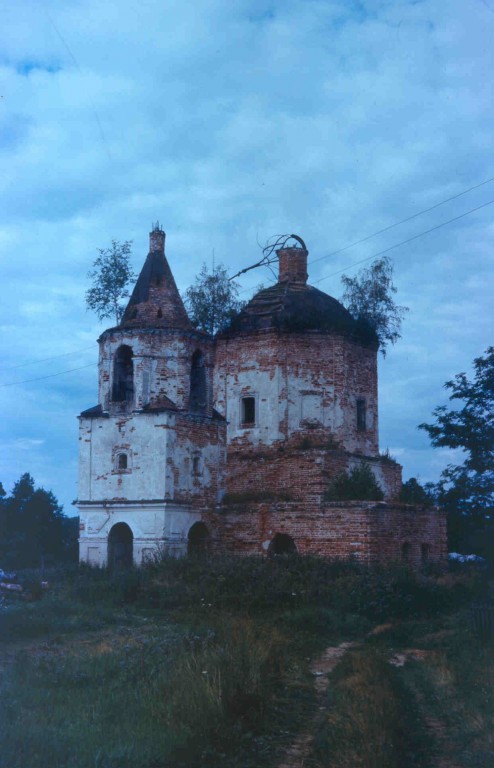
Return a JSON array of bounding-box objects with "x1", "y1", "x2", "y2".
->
[
  {"x1": 86, "y1": 239, "x2": 136, "y2": 325},
  {"x1": 183, "y1": 262, "x2": 244, "y2": 335},
  {"x1": 419, "y1": 347, "x2": 494, "y2": 552},
  {"x1": 341, "y1": 256, "x2": 409, "y2": 356},
  {"x1": 0, "y1": 473, "x2": 75, "y2": 569},
  {"x1": 400, "y1": 477, "x2": 436, "y2": 505},
  {"x1": 325, "y1": 463, "x2": 384, "y2": 501},
  {"x1": 1, "y1": 559, "x2": 483, "y2": 768}
]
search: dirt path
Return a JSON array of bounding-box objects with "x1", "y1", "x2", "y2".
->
[
  {"x1": 391, "y1": 649, "x2": 463, "y2": 768},
  {"x1": 277, "y1": 641, "x2": 355, "y2": 768}
]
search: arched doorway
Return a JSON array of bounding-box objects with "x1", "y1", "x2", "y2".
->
[
  {"x1": 268, "y1": 533, "x2": 297, "y2": 556},
  {"x1": 108, "y1": 523, "x2": 133, "y2": 570},
  {"x1": 188, "y1": 521, "x2": 210, "y2": 555}
]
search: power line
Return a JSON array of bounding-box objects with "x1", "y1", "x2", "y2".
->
[
  {"x1": 3, "y1": 346, "x2": 95, "y2": 373},
  {"x1": 308, "y1": 174, "x2": 494, "y2": 267},
  {"x1": 46, "y1": 12, "x2": 111, "y2": 160},
  {"x1": 230, "y1": 174, "x2": 494, "y2": 288},
  {"x1": 313, "y1": 196, "x2": 494, "y2": 285},
  {"x1": 0, "y1": 363, "x2": 97, "y2": 389}
]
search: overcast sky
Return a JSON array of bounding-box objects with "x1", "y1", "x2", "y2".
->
[{"x1": 1, "y1": 0, "x2": 493, "y2": 514}]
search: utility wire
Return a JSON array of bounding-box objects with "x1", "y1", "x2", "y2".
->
[
  {"x1": 0, "y1": 363, "x2": 97, "y2": 389},
  {"x1": 308, "y1": 174, "x2": 494, "y2": 267},
  {"x1": 46, "y1": 12, "x2": 111, "y2": 160},
  {"x1": 231, "y1": 174, "x2": 494, "y2": 284},
  {"x1": 6, "y1": 181, "x2": 494, "y2": 379},
  {"x1": 313, "y1": 196, "x2": 494, "y2": 285},
  {"x1": 3, "y1": 346, "x2": 95, "y2": 373}
]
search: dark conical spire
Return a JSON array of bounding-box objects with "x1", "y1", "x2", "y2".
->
[{"x1": 120, "y1": 225, "x2": 192, "y2": 329}]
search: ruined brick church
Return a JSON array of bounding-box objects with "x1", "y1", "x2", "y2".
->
[{"x1": 76, "y1": 225, "x2": 446, "y2": 568}]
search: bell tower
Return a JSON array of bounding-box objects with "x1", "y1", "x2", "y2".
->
[{"x1": 76, "y1": 226, "x2": 226, "y2": 567}]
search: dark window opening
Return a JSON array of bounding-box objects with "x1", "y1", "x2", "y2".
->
[
  {"x1": 190, "y1": 350, "x2": 207, "y2": 413},
  {"x1": 268, "y1": 533, "x2": 297, "y2": 556},
  {"x1": 118, "y1": 453, "x2": 128, "y2": 470},
  {"x1": 241, "y1": 396, "x2": 256, "y2": 426},
  {"x1": 401, "y1": 542, "x2": 411, "y2": 562},
  {"x1": 192, "y1": 455, "x2": 201, "y2": 475},
  {"x1": 421, "y1": 543, "x2": 430, "y2": 563},
  {"x1": 130, "y1": 308, "x2": 138, "y2": 319},
  {"x1": 157, "y1": 308, "x2": 163, "y2": 318},
  {"x1": 112, "y1": 345, "x2": 134, "y2": 402},
  {"x1": 357, "y1": 398, "x2": 367, "y2": 431}
]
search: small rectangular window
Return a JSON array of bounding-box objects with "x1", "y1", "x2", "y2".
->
[
  {"x1": 241, "y1": 396, "x2": 256, "y2": 426},
  {"x1": 192, "y1": 455, "x2": 201, "y2": 475},
  {"x1": 118, "y1": 453, "x2": 128, "y2": 470},
  {"x1": 356, "y1": 398, "x2": 366, "y2": 431}
]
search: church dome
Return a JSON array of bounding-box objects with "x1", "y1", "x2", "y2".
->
[{"x1": 223, "y1": 241, "x2": 377, "y2": 345}]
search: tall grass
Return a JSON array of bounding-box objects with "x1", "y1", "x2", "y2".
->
[{"x1": 0, "y1": 615, "x2": 287, "y2": 768}]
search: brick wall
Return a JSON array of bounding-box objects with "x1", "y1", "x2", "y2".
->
[
  {"x1": 203, "y1": 500, "x2": 447, "y2": 564},
  {"x1": 214, "y1": 328, "x2": 379, "y2": 455},
  {"x1": 224, "y1": 441, "x2": 402, "y2": 503}
]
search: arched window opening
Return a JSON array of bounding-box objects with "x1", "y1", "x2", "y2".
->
[
  {"x1": 421, "y1": 543, "x2": 430, "y2": 563},
  {"x1": 268, "y1": 533, "x2": 297, "y2": 557},
  {"x1": 113, "y1": 345, "x2": 134, "y2": 403},
  {"x1": 157, "y1": 308, "x2": 163, "y2": 318},
  {"x1": 188, "y1": 521, "x2": 210, "y2": 555},
  {"x1": 108, "y1": 523, "x2": 133, "y2": 570},
  {"x1": 401, "y1": 542, "x2": 411, "y2": 562},
  {"x1": 118, "y1": 453, "x2": 128, "y2": 470},
  {"x1": 190, "y1": 350, "x2": 207, "y2": 413}
]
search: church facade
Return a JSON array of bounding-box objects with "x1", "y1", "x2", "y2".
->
[{"x1": 76, "y1": 226, "x2": 446, "y2": 568}]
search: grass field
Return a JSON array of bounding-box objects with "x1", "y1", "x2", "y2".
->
[{"x1": 0, "y1": 557, "x2": 492, "y2": 768}]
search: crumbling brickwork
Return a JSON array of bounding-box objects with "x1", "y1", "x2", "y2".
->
[
  {"x1": 76, "y1": 227, "x2": 447, "y2": 567},
  {"x1": 204, "y1": 501, "x2": 447, "y2": 565}
]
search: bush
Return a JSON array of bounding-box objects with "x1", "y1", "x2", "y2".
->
[{"x1": 325, "y1": 464, "x2": 384, "y2": 501}]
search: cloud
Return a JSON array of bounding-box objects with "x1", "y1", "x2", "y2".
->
[
  {"x1": 0, "y1": 0, "x2": 492, "y2": 512},
  {"x1": 13, "y1": 438, "x2": 45, "y2": 450}
]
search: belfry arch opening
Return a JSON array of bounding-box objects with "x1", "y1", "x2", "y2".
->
[
  {"x1": 189, "y1": 349, "x2": 207, "y2": 413},
  {"x1": 188, "y1": 521, "x2": 210, "y2": 555},
  {"x1": 268, "y1": 533, "x2": 297, "y2": 556},
  {"x1": 112, "y1": 345, "x2": 134, "y2": 403},
  {"x1": 108, "y1": 523, "x2": 133, "y2": 570}
]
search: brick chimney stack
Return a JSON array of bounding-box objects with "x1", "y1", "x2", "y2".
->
[
  {"x1": 277, "y1": 246, "x2": 308, "y2": 285},
  {"x1": 149, "y1": 222, "x2": 165, "y2": 253}
]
